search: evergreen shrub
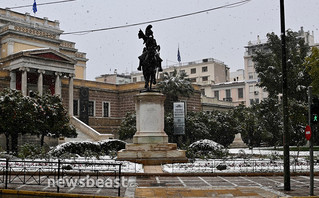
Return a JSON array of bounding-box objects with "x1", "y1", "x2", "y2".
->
[{"x1": 49, "y1": 139, "x2": 126, "y2": 158}]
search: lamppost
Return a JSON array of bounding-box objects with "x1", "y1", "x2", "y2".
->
[{"x1": 280, "y1": 0, "x2": 290, "y2": 191}]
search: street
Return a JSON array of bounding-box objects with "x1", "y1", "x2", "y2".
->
[{"x1": 1, "y1": 175, "x2": 318, "y2": 197}]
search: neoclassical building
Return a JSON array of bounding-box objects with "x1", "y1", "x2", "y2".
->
[
  {"x1": 0, "y1": 8, "x2": 87, "y2": 116},
  {"x1": 1, "y1": 48, "x2": 76, "y2": 114},
  {"x1": 0, "y1": 8, "x2": 202, "y2": 143}
]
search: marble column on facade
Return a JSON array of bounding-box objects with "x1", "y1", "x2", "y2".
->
[
  {"x1": 68, "y1": 74, "x2": 75, "y2": 116},
  {"x1": 55, "y1": 72, "x2": 62, "y2": 97},
  {"x1": 10, "y1": 70, "x2": 16, "y2": 90},
  {"x1": 37, "y1": 70, "x2": 45, "y2": 96},
  {"x1": 19, "y1": 67, "x2": 29, "y2": 96}
]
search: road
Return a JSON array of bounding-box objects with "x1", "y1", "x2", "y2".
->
[{"x1": 1, "y1": 175, "x2": 318, "y2": 197}]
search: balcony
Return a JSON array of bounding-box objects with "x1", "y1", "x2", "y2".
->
[{"x1": 223, "y1": 97, "x2": 233, "y2": 102}]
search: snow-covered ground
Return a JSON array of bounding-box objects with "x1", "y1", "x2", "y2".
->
[
  {"x1": 163, "y1": 148, "x2": 319, "y2": 173},
  {"x1": 0, "y1": 156, "x2": 144, "y2": 173},
  {"x1": 229, "y1": 147, "x2": 319, "y2": 157}
]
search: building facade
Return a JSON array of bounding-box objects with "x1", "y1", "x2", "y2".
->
[
  {"x1": 210, "y1": 81, "x2": 245, "y2": 104},
  {"x1": 95, "y1": 73, "x2": 131, "y2": 85},
  {"x1": 131, "y1": 58, "x2": 230, "y2": 97},
  {"x1": 0, "y1": 8, "x2": 88, "y2": 80}
]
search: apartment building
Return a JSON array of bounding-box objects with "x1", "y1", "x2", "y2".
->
[
  {"x1": 243, "y1": 27, "x2": 314, "y2": 106},
  {"x1": 132, "y1": 58, "x2": 230, "y2": 85},
  {"x1": 207, "y1": 69, "x2": 246, "y2": 111}
]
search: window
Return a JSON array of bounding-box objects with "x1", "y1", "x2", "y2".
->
[
  {"x1": 202, "y1": 66, "x2": 208, "y2": 72},
  {"x1": 214, "y1": 91, "x2": 219, "y2": 100},
  {"x1": 250, "y1": 99, "x2": 254, "y2": 105},
  {"x1": 248, "y1": 59, "x2": 253, "y2": 67},
  {"x1": 255, "y1": 98, "x2": 259, "y2": 104},
  {"x1": 248, "y1": 72, "x2": 254, "y2": 79},
  {"x1": 191, "y1": 68, "x2": 196, "y2": 74},
  {"x1": 226, "y1": 89, "x2": 231, "y2": 98},
  {"x1": 180, "y1": 70, "x2": 185, "y2": 74},
  {"x1": 133, "y1": 77, "x2": 137, "y2": 83},
  {"x1": 202, "y1": 76, "x2": 208, "y2": 81},
  {"x1": 88, "y1": 101, "x2": 95, "y2": 117},
  {"x1": 140, "y1": 76, "x2": 144, "y2": 81},
  {"x1": 73, "y1": 100, "x2": 79, "y2": 116},
  {"x1": 189, "y1": 78, "x2": 196, "y2": 82},
  {"x1": 201, "y1": 89, "x2": 205, "y2": 96},
  {"x1": 103, "y1": 102, "x2": 110, "y2": 117},
  {"x1": 238, "y1": 88, "x2": 243, "y2": 99}
]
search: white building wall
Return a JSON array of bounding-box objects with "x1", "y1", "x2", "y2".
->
[{"x1": 131, "y1": 58, "x2": 229, "y2": 88}]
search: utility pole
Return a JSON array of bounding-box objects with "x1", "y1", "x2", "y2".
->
[
  {"x1": 280, "y1": 0, "x2": 290, "y2": 191},
  {"x1": 308, "y1": 86, "x2": 314, "y2": 196}
]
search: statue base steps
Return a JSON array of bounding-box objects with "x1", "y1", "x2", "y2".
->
[
  {"x1": 132, "y1": 132, "x2": 168, "y2": 144},
  {"x1": 117, "y1": 143, "x2": 188, "y2": 165}
]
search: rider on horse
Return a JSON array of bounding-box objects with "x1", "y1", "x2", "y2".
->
[{"x1": 137, "y1": 25, "x2": 163, "y2": 89}]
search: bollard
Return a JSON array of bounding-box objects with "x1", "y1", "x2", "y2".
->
[
  {"x1": 57, "y1": 159, "x2": 61, "y2": 193},
  {"x1": 5, "y1": 158, "x2": 9, "y2": 189},
  {"x1": 118, "y1": 164, "x2": 122, "y2": 197}
]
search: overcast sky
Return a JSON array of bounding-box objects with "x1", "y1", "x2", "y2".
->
[{"x1": 2, "y1": 0, "x2": 319, "y2": 80}]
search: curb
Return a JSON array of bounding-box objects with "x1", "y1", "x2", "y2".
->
[
  {"x1": 0, "y1": 189, "x2": 119, "y2": 198},
  {"x1": 280, "y1": 197, "x2": 319, "y2": 198},
  {"x1": 120, "y1": 171, "x2": 319, "y2": 177}
]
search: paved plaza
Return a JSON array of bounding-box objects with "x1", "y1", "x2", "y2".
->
[{"x1": 1, "y1": 175, "x2": 319, "y2": 197}]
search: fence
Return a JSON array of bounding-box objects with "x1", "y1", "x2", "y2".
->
[
  {"x1": 163, "y1": 159, "x2": 319, "y2": 174},
  {"x1": 0, "y1": 159, "x2": 122, "y2": 196}
]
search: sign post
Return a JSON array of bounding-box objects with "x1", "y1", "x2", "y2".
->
[
  {"x1": 308, "y1": 86, "x2": 314, "y2": 196},
  {"x1": 305, "y1": 125, "x2": 311, "y2": 141},
  {"x1": 173, "y1": 102, "x2": 185, "y2": 135}
]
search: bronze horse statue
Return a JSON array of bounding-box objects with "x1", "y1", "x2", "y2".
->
[{"x1": 138, "y1": 25, "x2": 163, "y2": 90}]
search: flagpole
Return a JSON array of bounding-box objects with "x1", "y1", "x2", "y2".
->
[
  {"x1": 177, "y1": 44, "x2": 181, "y2": 66},
  {"x1": 32, "y1": 0, "x2": 37, "y2": 28}
]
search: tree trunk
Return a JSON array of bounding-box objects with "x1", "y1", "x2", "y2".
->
[
  {"x1": 5, "y1": 134, "x2": 10, "y2": 154},
  {"x1": 11, "y1": 134, "x2": 18, "y2": 154},
  {"x1": 40, "y1": 134, "x2": 45, "y2": 147}
]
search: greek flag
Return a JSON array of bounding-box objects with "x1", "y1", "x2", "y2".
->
[
  {"x1": 33, "y1": 0, "x2": 37, "y2": 13},
  {"x1": 177, "y1": 47, "x2": 181, "y2": 63}
]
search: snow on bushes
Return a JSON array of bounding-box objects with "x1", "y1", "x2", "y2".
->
[
  {"x1": 49, "y1": 139, "x2": 126, "y2": 158},
  {"x1": 188, "y1": 139, "x2": 228, "y2": 159}
]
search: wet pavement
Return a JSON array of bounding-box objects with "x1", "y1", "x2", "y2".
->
[
  {"x1": 131, "y1": 175, "x2": 318, "y2": 197},
  {"x1": 1, "y1": 175, "x2": 318, "y2": 197}
]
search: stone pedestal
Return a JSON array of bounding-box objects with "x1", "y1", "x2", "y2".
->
[{"x1": 117, "y1": 92, "x2": 188, "y2": 165}]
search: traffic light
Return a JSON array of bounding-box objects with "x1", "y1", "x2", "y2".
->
[{"x1": 311, "y1": 97, "x2": 319, "y2": 124}]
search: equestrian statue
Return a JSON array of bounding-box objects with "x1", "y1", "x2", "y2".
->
[{"x1": 137, "y1": 25, "x2": 163, "y2": 91}]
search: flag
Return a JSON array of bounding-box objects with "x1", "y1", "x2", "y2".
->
[
  {"x1": 33, "y1": 0, "x2": 37, "y2": 14},
  {"x1": 177, "y1": 47, "x2": 181, "y2": 63}
]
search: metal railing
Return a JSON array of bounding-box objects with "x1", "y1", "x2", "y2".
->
[
  {"x1": 163, "y1": 159, "x2": 319, "y2": 174},
  {"x1": 0, "y1": 159, "x2": 122, "y2": 196}
]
